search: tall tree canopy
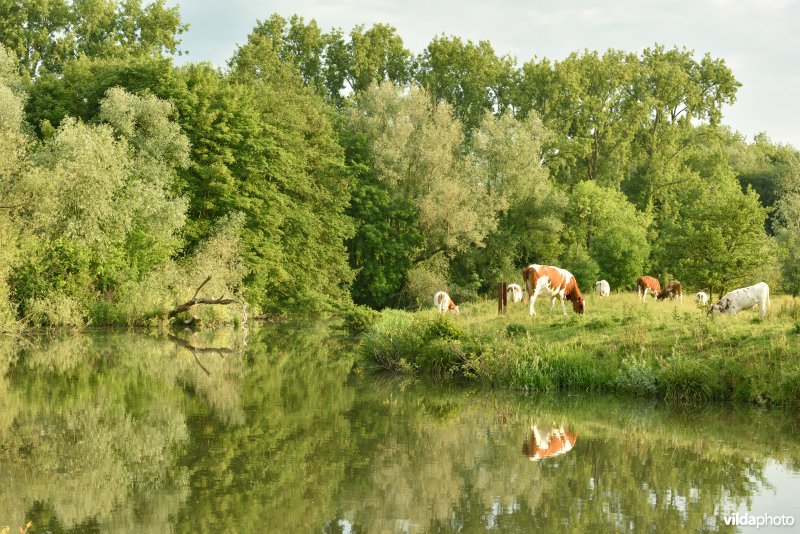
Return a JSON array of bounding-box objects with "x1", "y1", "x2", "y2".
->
[{"x1": 0, "y1": 0, "x2": 186, "y2": 76}]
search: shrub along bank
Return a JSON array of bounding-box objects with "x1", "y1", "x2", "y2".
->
[{"x1": 358, "y1": 293, "x2": 800, "y2": 406}]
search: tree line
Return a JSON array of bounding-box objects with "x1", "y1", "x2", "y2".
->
[{"x1": 0, "y1": 3, "x2": 798, "y2": 328}]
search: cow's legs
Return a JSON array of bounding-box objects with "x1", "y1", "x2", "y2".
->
[
  {"x1": 529, "y1": 288, "x2": 540, "y2": 316},
  {"x1": 638, "y1": 286, "x2": 643, "y2": 301},
  {"x1": 561, "y1": 298, "x2": 567, "y2": 316}
]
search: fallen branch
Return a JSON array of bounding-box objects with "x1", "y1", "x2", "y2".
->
[
  {"x1": 168, "y1": 334, "x2": 238, "y2": 375},
  {"x1": 168, "y1": 275, "x2": 238, "y2": 319}
]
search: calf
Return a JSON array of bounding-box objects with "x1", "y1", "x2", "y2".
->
[
  {"x1": 636, "y1": 276, "x2": 661, "y2": 301},
  {"x1": 708, "y1": 282, "x2": 770, "y2": 319},
  {"x1": 433, "y1": 291, "x2": 459, "y2": 314},
  {"x1": 506, "y1": 283, "x2": 523, "y2": 303},
  {"x1": 695, "y1": 292, "x2": 709, "y2": 306},
  {"x1": 658, "y1": 280, "x2": 683, "y2": 304},
  {"x1": 522, "y1": 264, "x2": 585, "y2": 316},
  {"x1": 595, "y1": 280, "x2": 610, "y2": 297}
]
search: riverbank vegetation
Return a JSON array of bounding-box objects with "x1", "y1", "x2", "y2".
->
[
  {"x1": 0, "y1": 3, "x2": 799, "y2": 332},
  {"x1": 360, "y1": 294, "x2": 800, "y2": 405}
]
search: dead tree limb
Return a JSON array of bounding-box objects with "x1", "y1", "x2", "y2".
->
[
  {"x1": 168, "y1": 275, "x2": 238, "y2": 318},
  {"x1": 168, "y1": 333, "x2": 238, "y2": 375}
]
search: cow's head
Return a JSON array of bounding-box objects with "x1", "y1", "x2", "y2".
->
[
  {"x1": 656, "y1": 290, "x2": 669, "y2": 300},
  {"x1": 572, "y1": 297, "x2": 585, "y2": 314},
  {"x1": 708, "y1": 298, "x2": 728, "y2": 316}
]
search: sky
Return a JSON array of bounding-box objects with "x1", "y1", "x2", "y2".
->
[{"x1": 168, "y1": 0, "x2": 800, "y2": 148}]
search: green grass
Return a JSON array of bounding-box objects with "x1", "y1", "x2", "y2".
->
[{"x1": 359, "y1": 292, "x2": 800, "y2": 405}]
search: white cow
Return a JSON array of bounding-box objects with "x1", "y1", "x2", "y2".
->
[
  {"x1": 595, "y1": 280, "x2": 610, "y2": 297},
  {"x1": 695, "y1": 292, "x2": 709, "y2": 306},
  {"x1": 433, "y1": 291, "x2": 459, "y2": 314},
  {"x1": 506, "y1": 283, "x2": 523, "y2": 303},
  {"x1": 708, "y1": 282, "x2": 770, "y2": 319}
]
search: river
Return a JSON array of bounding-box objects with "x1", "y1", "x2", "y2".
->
[{"x1": 0, "y1": 322, "x2": 798, "y2": 533}]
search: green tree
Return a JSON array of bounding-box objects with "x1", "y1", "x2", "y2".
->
[
  {"x1": 660, "y1": 175, "x2": 771, "y2": 297},
  {"x1": 561, "y1": 181, "x2": 651, "y2": 289},
  {"x1": 346, "y1": 23, "x2": 414, "y2": 93},
  {"x1": 222, "y1": 32, "x2": 355, "y2": 312},
  {"x1": 451, "y1": 111, "x2": 565, "y2": 291},
  {"x1": 350, "y1": 82, "x2": 494, "y2": 263},
  {"x1": 590, "y1": 225, "x2": 650, "y2": 290},
  {"x1": 5, "y1": 88, "x2": 189, "y2": 324},
  {"x1": 772, "y1": 145, "x2": 800, "y2": 295},
  {"x1": 517, "y1": 49, "x2": 645, "y2": 188},
  {"x1": 0, "y1": 0, "x2": 187, "y2": 76},
  {"x1": 416, "y1": 35, "x2": 517, "y2": 134},
  {"x1": 344, "y1": 131, "x2": 422, "y2": 308},
  {"x1": 625, "y1": 46, "x2": 740, "y2": 209}
]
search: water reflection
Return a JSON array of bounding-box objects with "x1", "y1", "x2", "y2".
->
[
  {"x1": 0, "y1": 325, "x2": 799, "y2": 533},
  {"x1": 522, "y1": 425, "x2": 578, "y2": 461}
]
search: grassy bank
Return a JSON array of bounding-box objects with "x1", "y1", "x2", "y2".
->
[{"x1": 358, "y1": 292, "x2": 800, "y2": 405}]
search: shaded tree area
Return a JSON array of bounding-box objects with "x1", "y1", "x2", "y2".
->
[{"x1": 1, "y1": 4, "x2": 798, "y2": 327}]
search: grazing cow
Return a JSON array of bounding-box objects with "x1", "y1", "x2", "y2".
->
[
  {"x1": 506, "y1": 283, "x2": 523, "y2": 303},
  {"x1": 522, "y1": 264, "x2": 585, "y2": 316},
  {"x1": 708, "y1": 282, "x2": 770, "y2": 319},
  {"x1": 695, "y1": 292, "x2": 709, "y2": 306},
  {"x1": 433, "y1": 291, "x2": 459, "y2": 314},
  {"x1": 595, "y1": 280, "x2": 610, "y2": 297},
  {"x1": 522, "y1": 425, "x2": 578, "y2": 462},
  {"x1": 636, "y1": 276, "x2": 661, "y2": 301},
  {"x1": 657, "y1": 280, "x2": 683, "y2": 304}
]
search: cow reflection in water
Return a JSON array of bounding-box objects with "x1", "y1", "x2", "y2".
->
[{"x1": 522, "y1": 425, "x2": 578, "y2": 461}]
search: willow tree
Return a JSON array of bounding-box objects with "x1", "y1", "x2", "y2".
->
[
  {"x1": 0, "y1": 45, "x2": 26, "y2": 329},
  {"x1": 349, "y1": 82, "x2": 494, "y2": 306},
  {"x1": 450, "y1": 110, "x2": 566, "y2": 292}
]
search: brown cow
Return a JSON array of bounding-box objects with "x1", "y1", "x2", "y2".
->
[
  {"x1": 636, "y1": 276, "x2": 661, "y2": 301},
  {"x1": 522, "y1": 425, "x2": 578, "y2": 461},
  {"x1": 657, "y1": 280, "x2": 683, "y2": 304},
  {"x1": 522, "y1": 264, "x2": 585, "y2": 316}
]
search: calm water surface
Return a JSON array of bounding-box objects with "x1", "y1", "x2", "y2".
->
[{"x1": 1, "y1": 322, "x2": 799, "y2": 533}]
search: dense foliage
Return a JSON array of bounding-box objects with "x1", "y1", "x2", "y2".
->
[{"x1": 0, "y1": 3, "x2": 798, "y2": 328}]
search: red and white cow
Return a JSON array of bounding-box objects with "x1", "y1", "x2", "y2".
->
[
  {"x1": 522, "y1": 264, "x2": 585, "y2": 316},
  {"x1": 433, "y1": 291, "x2": 459, "y2": 314},
  {"x1": 708, "y1": 282, "x2": 770, "y2": 319},
  {"x1": 522, "y1": 425, "x2": 578, "y2": 461},
  {"x1": 657, "y1": 280, "x2": 683, "y2": 304},
  {"x1": 506, "y1": 283, "x2": 523, "y2": 303},
  {"x1": 595, "y1": 280, "x2": 610, "y2": 297},
  {"x1": 636, "y1": 276, "x2": 661, "y2": 301}
]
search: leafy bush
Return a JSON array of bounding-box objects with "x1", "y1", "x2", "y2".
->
[
  {"x1": 338, "y1": 304, "x2": 380, "y2": 336},
  {"x1": 402, "y1": 258, "x2": 449, "y2": 310},
  {"x1": 616, "y1": 357, "x2": 658, "y2": 396}
]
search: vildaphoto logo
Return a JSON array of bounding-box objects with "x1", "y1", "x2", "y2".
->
[{"x1": 723, "y1": 513, "x2": 795, "y2": 528}]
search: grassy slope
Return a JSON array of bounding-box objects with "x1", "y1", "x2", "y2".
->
[{"x1": 360, "y1": 292, "x2": 800, "y2": 405}]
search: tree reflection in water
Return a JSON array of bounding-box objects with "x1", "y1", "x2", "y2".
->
[{"x1": 0, "y1": 325, "x2": 799, "y2": 533}]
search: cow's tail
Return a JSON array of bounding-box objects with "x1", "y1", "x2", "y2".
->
[{"x1": 522, "y1": 266, "x2": 532, "y2": 301}]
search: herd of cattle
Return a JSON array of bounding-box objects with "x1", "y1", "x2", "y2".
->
[{"x1": 434, "y1": 263, "x2": 772, "y2": 319}]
